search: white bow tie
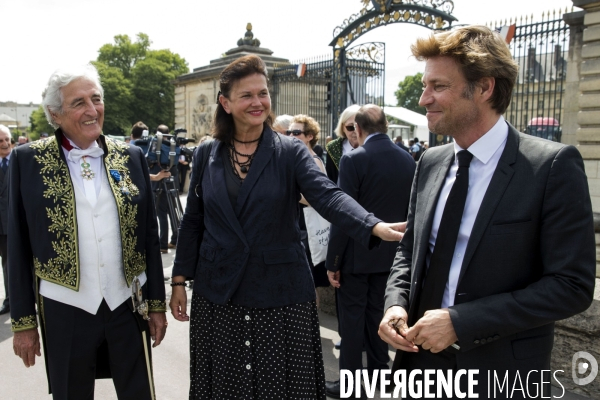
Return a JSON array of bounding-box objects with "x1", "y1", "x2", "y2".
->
[{"x1": 68, "y1": 147, "x2": 104, "y2": 163}]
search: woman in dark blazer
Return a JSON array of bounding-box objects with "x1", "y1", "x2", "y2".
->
[{"x1": 169, "y1": 55, "x2": 404, "y2": 399}]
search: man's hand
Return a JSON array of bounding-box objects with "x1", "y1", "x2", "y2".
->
[
  {"x1": 149, "y1": 170, "x2": 171, "y2": 182},
  {"x1": 372, "y1": 221, "x2": 407, "y2": 242},
  {"x1": 404, "y1": 308, "x2": 458, "y2": 353},
  {"x1": 378, "y1": 306, "x2": 418, "y2": 352},
  {"x1": 169, "y1": 284, "x2": 189, "y2": 322},
  {"x1": 13, "y1": 329, "x2": 41, "y2": 367},
  {"x1": 327, "y1": 270, "x2": 341, "y2": 288},
  {"x1": 148, "y1": 312, "x2": 168, "y2": 348}
]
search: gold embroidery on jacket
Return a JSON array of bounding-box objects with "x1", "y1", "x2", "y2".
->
[
  {"x1": 104, "y1": 139, "x2": 145, "y2": 286},
  {"x1": 31, "y1": 137, "x2": 80, "y2": 290},
  {"x1": 148, "y1": 299, "x2": 167, "y2": 313},
  {"x1": 11, "y1": 315, "x2": 38, "y2": 332}
]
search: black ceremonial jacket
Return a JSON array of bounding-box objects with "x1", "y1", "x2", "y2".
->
[
  {"x1": 173, "y1": 127, "x2": 382, "y2": 308},
  {"x1": 8, "y1": 129, "x2": 166, "y2": 332}
]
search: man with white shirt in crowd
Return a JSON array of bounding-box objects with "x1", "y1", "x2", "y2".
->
[
  {"x1": 0, "y1": 124, "x2": 11, "y2": 315},
  {"x1": 9, "y1": 64, "x2": 167, "y2": 399}
]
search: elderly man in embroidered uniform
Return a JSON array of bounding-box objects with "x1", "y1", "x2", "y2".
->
[{"x1": 8, "y1": 64, "x2": 167, "y2": 399}]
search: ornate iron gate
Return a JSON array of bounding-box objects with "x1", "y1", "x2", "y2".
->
[
  {"x1": 494, "y1": 11, "x2": 569, "y2": 142},
  {"x1": 271, "y1": 55, "x2": 333, "y2": 147},
  {"x1": 271, "y1": 43, "x2": 385, "y2": 146}
]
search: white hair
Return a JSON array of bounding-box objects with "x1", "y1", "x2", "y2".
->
[
  {"x1": 41, "y1": 64, "x2": 104, "y2": 128},
  {"x1": 335, "y1": 104, "x2": 361, "y2": 139},
  {"x1": 0, "y1": 125, "x2": 10, "y2": 136},
  {"x1": 273, "y1": 114, "x2": 294, "y2": 132}
]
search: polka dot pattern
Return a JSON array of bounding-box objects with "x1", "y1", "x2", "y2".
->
[{"x1": 189, "y1": 293, "x2": 326, "y2": 399}]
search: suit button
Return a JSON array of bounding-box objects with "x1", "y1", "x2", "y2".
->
[
  {"x1": 493, "y1": 335, "x2": 500, "y2": 340},
  {"x1": 480, "y1": 339, "x2": 487, "y2": 344},
  {"x1": 488, "y1": 337, "x2": 494, "y2": 342},
  {"x1": 245, "y1": 315, "x2": 250, "y2": 321},
  {"x1": 474, "y1": 340, "x2": 480, "y2": 345}
]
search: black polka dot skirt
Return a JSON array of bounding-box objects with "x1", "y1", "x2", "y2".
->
[{"x1": 189, "y1": 292, "x2": 326, "y2": 399}]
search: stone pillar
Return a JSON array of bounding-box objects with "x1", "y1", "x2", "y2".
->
[
  {"x1": 576, "y1": 0, "x2": 600, "y2": 215},
  {"x1": 551, "y1": 3, "x2": 600, "y2": 399}
]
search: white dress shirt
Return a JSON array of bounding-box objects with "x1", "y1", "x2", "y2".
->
[
  {"x1": 342, "y1": 138, "x2": 354, "y2": 155},
  {"x1": 427, "y1": 116, "x2": 508, "y2": 308}
]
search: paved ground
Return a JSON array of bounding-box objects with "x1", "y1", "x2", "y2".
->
[{"x1": 0, "y1": 193, "x2": 592, "y2": 399}]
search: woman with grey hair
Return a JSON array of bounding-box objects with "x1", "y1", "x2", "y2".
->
[
  {"x1": 272, "y1": 114, "x2": 293, "y2": 135},
  {"x1": 325, "y1": 104, "x2": 360, "y2": 184}
]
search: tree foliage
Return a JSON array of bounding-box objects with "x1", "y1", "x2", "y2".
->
[
  {"x1": 94, "y1": 33, "x2": 189, "y2": 135},
  {"x1": 395, "y1": 72, "x2": 426, "y2": 115},
  {"x1": 29, "y1": 106, "x2": 55, "y2": 140}
]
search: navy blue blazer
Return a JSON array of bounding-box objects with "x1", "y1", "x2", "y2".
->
[
  {"x1": 385, "y1": 125, "x2": 595, "y2": 380},
  {"x1": 173, "y1": 127, "x2": 382, "y2": 308},
  {"x1": 326, "y1": 133, "x2": 416, "y2": 274}
]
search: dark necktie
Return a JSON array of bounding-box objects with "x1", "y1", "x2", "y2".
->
[
  {"x1": 1, "y1": 158, "x2": 7, "y2": 174},
  {"x1": 415, "y1": 150, "x2": 473, "y2": 321}
]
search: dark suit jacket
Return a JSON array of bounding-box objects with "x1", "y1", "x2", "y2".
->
[
  {"x1": 173, "y1": 127, "x2": 382, "y2": 308},
  {"x1": 385, "y1": 124, "x2": 595, "y2": 377},
  {"x1": 326, "y1": 134, "x2": 415, "y2": 274},
  {"x1": 8, "y1": 130, "x2": 165, "y2": 333},
  {"x1": 0, "y1": 157, "x2": 8, "y2": 235}
]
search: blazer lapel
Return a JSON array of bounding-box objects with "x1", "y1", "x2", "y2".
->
[
  {"x1": 208, "y1": 141, "x2": 248, "y2": 245},
  {"x1": 457, "y1": 125, "x2": 519, "y2": 286},
  {"x1": 235, "y1": 127, "x2": 275, "y2": 215}
]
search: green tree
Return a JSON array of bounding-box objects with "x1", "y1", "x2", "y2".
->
[
  {"x1": 29, "y1": 106, "x2": 55, "y2": 140},
  {"x1": 93, "y1": 62, "x2": 133, "y2": 136},
  {"x1": 395, "y1": 72, "x2": 426, "y2": 115},
  {"x1": 94, "y1": 33, "x2": 189, "y2": 133},
  {"x1": 97, "y1": 33, "x2": 151, "y2": 79}
]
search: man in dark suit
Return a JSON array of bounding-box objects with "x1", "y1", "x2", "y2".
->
[
  {"x1": 379, "y1": 26, "x2": 596, "y2": 398},
  {"x1": 9, "y1": 64, "x2": 167, "y2": 399},
  {"x1": 0, "y1": 124, "x2": 11, "y2": 315},
  {"x1": 325, "y1": 104, "x2": 415, "y2": 398}
]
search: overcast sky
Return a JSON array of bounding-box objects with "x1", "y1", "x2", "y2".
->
[{"x1": 2, "y1": 0, "x2": 576, "y2": 106}]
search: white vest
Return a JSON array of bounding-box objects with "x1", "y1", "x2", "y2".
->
[{"x1": 40, "y1": 167, "x2": 147, "y2": 314}]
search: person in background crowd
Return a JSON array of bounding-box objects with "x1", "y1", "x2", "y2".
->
[
  {"x1": 17, "y1": 136, "x2": 27, "y2": 146},
  {"x1": 154, "y1": 124, "x2": 178, "y2": 253},
  {"x1": 169, "y1": 54, "x2": 405, "y2": 399},
  {"x1": 379, "y1": 25, "x2": 596, "y2": 398},
  {"x1": 9, "y1": 64, "x2": 166, "y2": 399},
  {"x1": 394, "y1": 136, "x2": 410, "y2": 153},
  {"x1": 273, "y1": 114, "x2": 293, "y2": 135},
  {"x1": 324, "y1": 104, "x2": 361, "y2": 351},
  {"x1": 410, "y1": 136, "x2": 424, "y2": 161},
  {"x1": 324, "y1": 105, "x2": 415, "y2": 399},
  {"x1": 178, "y1": 149, "x2": 191, "y2": 194},
  {"x1": 0, "y1": 125, "x2": 11, "y2": 315},
  {"x1": 130, "y1": 121, "x2": 171, "y2": 182},
  {"x1": 290, "y1": 114, "x2": 330, "y2": 304},
  {"x1": 325, "y1": 104, "x2": 360, "y2": 184}
]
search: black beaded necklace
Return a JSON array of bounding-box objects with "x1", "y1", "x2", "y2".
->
[{"x1": 228, "y1": 134, "x2": 263, "y2": 180}]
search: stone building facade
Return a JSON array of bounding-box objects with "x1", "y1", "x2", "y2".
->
[{"x1": 172, "y1": 24, "x2": 289, "y2": 142}]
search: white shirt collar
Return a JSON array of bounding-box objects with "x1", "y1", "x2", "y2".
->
[{"x1": 453, "y1": 116, "x2": 508, "y2": 165}]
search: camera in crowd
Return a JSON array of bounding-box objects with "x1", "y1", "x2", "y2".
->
[{"x1": 143, "y1": 128, "x2": 195, "y2": 169}]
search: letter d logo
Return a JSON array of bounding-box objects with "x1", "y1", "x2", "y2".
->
[{"x1": 572, "y1": 351, "x2": 598, "y2": 386}]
